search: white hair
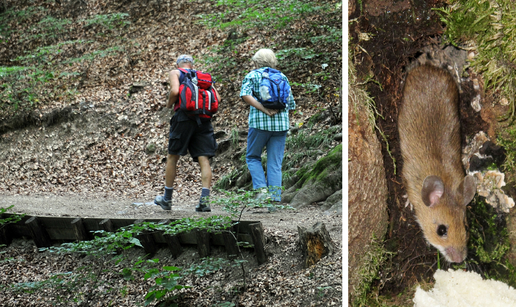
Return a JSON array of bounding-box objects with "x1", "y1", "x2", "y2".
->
[
  {"x1": 252, "y1": 49, "x2": 278, "y2": 68},
  {"x1": 177, "y1": 54, "x2": 194, "y2": 66}
]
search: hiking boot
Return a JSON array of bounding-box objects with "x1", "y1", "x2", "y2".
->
[
  {"x1": 196, "y1": 195, "x2": 211, "y2": 212},
  {"x1": 154, "y1": 195, "x2": 172, "y2": 210},
  {"x1": 195, "y1": 203, "x2": 211, "y2": 212},
  {"x1": 255, "y1": 188, "x2": 270, "y2": 201}
]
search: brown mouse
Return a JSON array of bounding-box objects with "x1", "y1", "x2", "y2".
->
[{"x1": 398, "y1": 64, "x2": 477, "y2": 263}]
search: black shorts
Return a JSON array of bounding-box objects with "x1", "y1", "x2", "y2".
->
[{"x1": 168, "y1": 113, "x2": 217, "y2": 161}]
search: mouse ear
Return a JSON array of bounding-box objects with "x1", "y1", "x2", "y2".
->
[
  {"x1": 460, "y1": 175, "x2": 477, "y2": 206},
  {"x1": 422, "y1": 175, "x2": 444, "y2": 207}
]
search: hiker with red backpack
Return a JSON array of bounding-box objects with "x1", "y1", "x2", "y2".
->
[
  {"x1": 240, "y1": 49, "x2": 296, "y2": 209},
  {"x1": 155, "y1": 54, "x2": 220, "y2": 212}
]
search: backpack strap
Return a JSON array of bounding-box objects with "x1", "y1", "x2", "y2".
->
[
  {"x1": 178, "y1": 68, "x2": 196, "y2": 84},
  {"x1": 178, "y1": 68, "x2": 186, "y2": 83},
  {"x1": 174, "y1": 68, "x2": 188, "y2": 111},
  {"x1": 176, "y1": 68, "x2": 198, "y2": 110},
  {"x1": 250, "y1": 68, "x2": 267, "y2": 102}
]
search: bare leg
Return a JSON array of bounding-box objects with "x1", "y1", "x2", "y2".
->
[
  {"x1": 155, "y1": 154, "x2": 180, "y2": 210},
  {"x1": 197, "y1": 156, "x2": 212, "y2": 188},
  {"x1": 165, "y1": 154, "x2": 180, "y2": 188}
]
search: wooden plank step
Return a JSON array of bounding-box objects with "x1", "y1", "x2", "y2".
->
[{"x1": 0, "y1": 214, "x2": 266, "y2": 263}]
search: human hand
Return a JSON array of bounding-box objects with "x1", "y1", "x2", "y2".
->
[{"x1": 264, "y1": 108, "x2": 279, "y2": 117}]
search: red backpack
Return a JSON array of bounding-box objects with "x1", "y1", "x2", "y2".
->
[{"x1": 177, "y1": 68, "x2": 219, "y2": 123}]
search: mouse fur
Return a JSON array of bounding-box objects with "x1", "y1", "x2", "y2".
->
[{"x1": 398, "y1": 64, "x2": 476, "y2": 263}]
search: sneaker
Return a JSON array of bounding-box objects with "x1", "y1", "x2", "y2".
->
[
  {"x1": 154, "y1": 195, "x2": 172, "y2": 210},
  {"x1": 195, "y1": 203, "x2": 211, "y2": 212}
]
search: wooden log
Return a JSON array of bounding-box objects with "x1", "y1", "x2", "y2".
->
[
  {"x1": 71, "y1": 218, "x2": 89, "y2": 241},
  {"x1": 297, "y1": 222, "x2": 335, "y2": 268},
  {"x1": 196, "y1": 229, "x2": 210, "y2": 258},
  {"x1": 249, "y1": 222, "x2": 267, "y2": 265},
  {"x1": 223, "y1": 230, "x2": 239, "y2": 260},
  {"x1": 25, "y1": 216, "x2": 52, "y2": 248},
  {"x1": 99, "y1": 219, "x2": 115, "y2": 232}
]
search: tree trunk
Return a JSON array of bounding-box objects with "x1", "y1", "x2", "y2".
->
[{"x1": 297, "y1": 222, "x2": 335, "y2": 268}]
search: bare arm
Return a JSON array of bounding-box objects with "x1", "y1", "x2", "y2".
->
[
  {"x1": 167, "y1": 70, "x2": 181, "y2": 108},
  {"x1": 241, "y1": 95, "x2": 278, "y2": 117},
  {"x1": 212, "y1": 86, "x2": 221, "y2": 102}
]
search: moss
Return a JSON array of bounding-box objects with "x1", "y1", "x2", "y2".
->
[
  {"x1": 468, "y1": 198, "x2": 510, "y2": 263},
  {"x1": 349, "y1": 53, "x2": 396, "y2": 174},
  {"x1": 498, "y1": 124, "x2": 516, "y2": 176},
  {"x1": 351, "y1": 234, "x2": 396, "y2": 307},
  {"x1": 435, "y1": 0, "x2": 516, "y2": 119},
  {"x1": 462, "y1": 197, "x2": 516, "y2": 287},
  {"x1": 468, "y1": 198, "x2": 510, "y2": 262},
  {"x1": 295, "y1": 144, "x2": 342, "y2": 188}
]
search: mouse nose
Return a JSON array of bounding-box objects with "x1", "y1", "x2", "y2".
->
[{"x1": 445, "y1": 246, "x2": 467, "y2": 263}]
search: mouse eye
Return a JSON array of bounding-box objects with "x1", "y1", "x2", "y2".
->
[{"x1": 437, "y1": 225, "x2": 448, "y2": 237}]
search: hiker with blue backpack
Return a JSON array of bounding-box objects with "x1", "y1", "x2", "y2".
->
[
  {"x1": 154, "y1": 54, "x2": 220, "y2": 212},
  {"x1": 240, "y1": 48, "x2": 296, "y2": 208}
]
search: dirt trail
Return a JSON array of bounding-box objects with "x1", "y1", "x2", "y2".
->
[{"x1": 1, "y1": 193, "x2": 342, "y2": 242}]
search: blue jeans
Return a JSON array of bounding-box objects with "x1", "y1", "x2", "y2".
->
[{"x1": 246, "y1": 128, "x2": 288, "y2": 201}]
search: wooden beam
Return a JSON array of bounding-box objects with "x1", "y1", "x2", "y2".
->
[
  {"x1": 99, "y1": 219, "x2": 115, "y2": 232},
  {"x1": 136, "y1": 232, "x2": 158, "y2": 256},
  {"x1": 162, "y1": 233, "x2": 183, "y2": 258},
  {"x1": 222, "y1": 230, "x2": 239, "y2": 260},
  {"x1": 0, "y1": 225, "x2": 13, "y2": 246},
  {"x1": 157, "y1": 219, "x2": 183, "y2": 258},
  {"x1": 71, "y1": 218, "x2": 89, "y2": 241},
  {"x1": 25, "y1": 216, "x2": 52, "y2": 248},
  {"x1": 249, "y1": 222, "x2": 267, "y2": 265},
  {"x1": 196, "y1": 229, "x2": 210, "y2": 258}
]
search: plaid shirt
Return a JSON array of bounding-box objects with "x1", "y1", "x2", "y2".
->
[{"x1": 240, "y1": 67, "x2": 296, "y2": 131}]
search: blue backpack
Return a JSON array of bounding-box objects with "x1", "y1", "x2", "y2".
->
[{"x1": 255, "y1": 68, "x2": 291, "y2": 110}]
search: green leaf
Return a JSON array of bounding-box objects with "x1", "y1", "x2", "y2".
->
[{"x1": 128, "y1": 237, "x2": 142, "y2": 247}]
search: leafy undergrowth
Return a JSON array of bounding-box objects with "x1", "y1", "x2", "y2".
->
[{"x1": 0, "y1": 230, "x2": 342, "y2": 306}]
